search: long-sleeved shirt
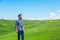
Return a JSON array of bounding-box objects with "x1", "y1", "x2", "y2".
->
[{"x1": 16, "y1": 18, "x2": 24, "y2": 31}]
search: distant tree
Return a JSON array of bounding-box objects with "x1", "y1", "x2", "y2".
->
[{"x1": 1, "y1": 18, "x2": 4, "y2": 20}]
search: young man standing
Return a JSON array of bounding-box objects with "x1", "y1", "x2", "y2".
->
[{"x1": 16, "y1": 14, "x2": 24, "y2": 40}]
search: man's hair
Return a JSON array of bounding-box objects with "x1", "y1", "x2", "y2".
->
[{"x1": 18, "y1": 14, "x2": 22, "y2": 17}]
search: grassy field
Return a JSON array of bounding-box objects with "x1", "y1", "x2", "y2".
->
[{"x1": 0, "y1": 20, "x2": 60, "y2": 40}]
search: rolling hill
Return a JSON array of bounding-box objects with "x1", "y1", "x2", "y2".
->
[{"x1": 0, "y1": 20, "x2": 60, "y2": 40}]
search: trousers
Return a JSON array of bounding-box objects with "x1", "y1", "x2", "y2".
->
[{"x1": 18, "y1": 30, "x2": 24, "y2": 40}]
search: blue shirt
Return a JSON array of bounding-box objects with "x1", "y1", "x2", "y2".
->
[{"x1": 16, "y1": 18, "x2": 24, "y2": 31}]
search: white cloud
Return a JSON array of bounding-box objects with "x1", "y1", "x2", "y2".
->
[
  {"x1": 24, "y1": 17, "x2": 45, "y2": 20},
  {"x1": 47, "y1": 12, "x2": 56, "y2": 20},
  {"x1": 24, "y1": 12, "x2": 60, "y2": 20},
  {"x1": 47, "y1": 12, "x2": 60, "y2": 20},
  {"x1": 58, "y1": 14, "x2": 60, "y2": 17},
  {"x1": 23, "y1": 17, "x2": 35, "y2": 20},
  {"x1": 35, "y1": 17, "x2": 44, "y2": 20},
  {"x1": 57, "y1": 10, "x2": 60, "y2": 13},
  {"x1": 30, "y1": 17, "x2": 35, "y2": 20},
  {"x1": 50, "y1": 12, "x2": 56, "y2": 18}
]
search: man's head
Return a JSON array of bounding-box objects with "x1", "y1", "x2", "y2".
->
[{"x1": 18, "y1": 14, "x2": 22, "y2": 19}]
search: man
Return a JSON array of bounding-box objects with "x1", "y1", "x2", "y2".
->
[{"x1": 16, "y1": 14, "x2": 24, "y2": 40}]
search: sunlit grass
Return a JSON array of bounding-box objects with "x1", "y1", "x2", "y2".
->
[{"x1": 0, "y1": 20, "x2": 60, "y2": 40}]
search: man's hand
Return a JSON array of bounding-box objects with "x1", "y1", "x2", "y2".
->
[{"x1": 16, "y1": 28, "x2": 18, "y2": 33}]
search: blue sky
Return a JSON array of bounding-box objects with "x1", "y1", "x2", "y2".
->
[{"x1": 0, "y1": 0, "x2": 60, "y2": 20}]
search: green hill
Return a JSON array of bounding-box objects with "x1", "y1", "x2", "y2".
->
[{"x1": 0, "y1": 20, "x2": 60, "y2": 40}]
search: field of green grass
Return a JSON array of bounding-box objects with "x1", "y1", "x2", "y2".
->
[{"x1": 0, "y1": 20, "x2": 60, "y2": 40}]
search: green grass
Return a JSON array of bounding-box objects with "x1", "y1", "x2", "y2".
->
[{"x1": 0, "y1": 20, "x2": 60, "y2": 40}]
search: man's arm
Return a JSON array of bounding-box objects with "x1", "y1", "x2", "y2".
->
[
  {"x1": 16, "y1": 28, "x2": 18, "y2": 32},
  {"x1": 16, "y1": 20, "x2": 19, "y2": 33}
]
